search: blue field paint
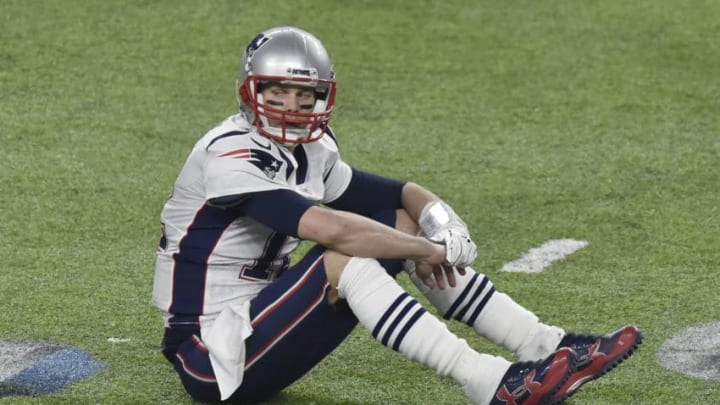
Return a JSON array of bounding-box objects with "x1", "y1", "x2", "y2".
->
[{"x1": 0, "y1": 341, "x2": 105, "y2": 397}]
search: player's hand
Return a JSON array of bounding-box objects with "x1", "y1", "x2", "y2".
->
[
  {"x1": 415, "y1": 262, "x2": 459, "y2": 290},
  {"x1": 413, "y1": 243, "x2": 455, "y2": 290},
  {"x1": 429, "y1": 228, "x2": 477, "y2": 268}
]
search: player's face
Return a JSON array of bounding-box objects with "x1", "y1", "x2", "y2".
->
[{"x1": 260, "y1": 84, "x2": 316, "y2": 128}]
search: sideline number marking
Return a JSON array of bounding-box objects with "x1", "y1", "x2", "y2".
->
[{"x1": 500, "y1": 239, "x2": 588, "y2": 273}]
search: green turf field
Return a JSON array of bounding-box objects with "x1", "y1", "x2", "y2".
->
[{"x1": 1, "y1": 0, "x2": 718, "y2": 403}]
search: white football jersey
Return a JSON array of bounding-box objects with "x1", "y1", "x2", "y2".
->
[{"x1": 152, "y1": 113, "x2": 352, "y2": 319}]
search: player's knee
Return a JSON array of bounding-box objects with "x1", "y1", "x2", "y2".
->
[
  {"x1": 323, "y1": 249, "x2": 404, "y2": 298},
  {"x1": 323, "y1": 250, "x2": 350, "y2": 289},
  {"x1": 395, "y1": 209, "x2": 418, "y2": 235}
]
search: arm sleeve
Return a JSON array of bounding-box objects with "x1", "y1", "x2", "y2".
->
[
  {"x1": 241, "y1": 189, "x2": 315, "y2": 237},
  {"x1": 325, "y1": 168, "x2": 406, "y2": 217}
]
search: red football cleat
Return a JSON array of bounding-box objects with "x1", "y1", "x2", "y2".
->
[
  {"x1": 553, "y1": 324, "x2": 643, "y2": 401},
  {"x1": 489, "y1": 347, "x2": 577, "y2": 405}
]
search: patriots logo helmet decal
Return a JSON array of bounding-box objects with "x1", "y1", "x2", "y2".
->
[{"x1": 219, "y1": 148, "x2": 284, "y2": 179}]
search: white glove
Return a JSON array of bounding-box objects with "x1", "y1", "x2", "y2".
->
[{"x1": 429, "y1": 228, "x2": 477, "y2": 268}]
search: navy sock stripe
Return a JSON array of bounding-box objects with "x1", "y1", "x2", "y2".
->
[
  {"x1": 455, "y1": 276, "x2": 490, "y2": 321},
  {"x1": 380, "y1": 299, "x2": 417, "y2": 346},
  {"x1": 392, "y1": 306, "x2": 427, "y2": 351},
  {"x1": 443, "y1": 273, "x2": 480, "y2": 319},
  {"x1": 372, "y1": 292, "x2": 409, "y2": 339},
  {"x1": 468, "y1": 285, "x2": 496, "y2": 325}
]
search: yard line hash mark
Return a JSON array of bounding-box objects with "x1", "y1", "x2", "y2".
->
[{"x1": 500, "y1": 239, "x2": 588, "y2": 273}]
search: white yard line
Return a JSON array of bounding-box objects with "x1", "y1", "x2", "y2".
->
[{"x1": 500, "y1": 239, "x2": 588, "y2": 273}]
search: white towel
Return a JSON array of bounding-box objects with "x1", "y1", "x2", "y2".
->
[{"x1": 202, "y1": 301, "x2": 254, "y2": 400}]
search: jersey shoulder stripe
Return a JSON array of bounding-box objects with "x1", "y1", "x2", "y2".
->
[{"x1": 206, "y1": 130, "x2": 249, "y2": 150}]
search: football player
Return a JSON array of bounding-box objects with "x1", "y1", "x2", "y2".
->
[{"x1": 152, "y1": 26, "x2": 642, "y2": 405}]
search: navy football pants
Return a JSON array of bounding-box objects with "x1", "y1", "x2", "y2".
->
[{"x1": 163, "y1": 210, "x2": 404, "y2": 403}]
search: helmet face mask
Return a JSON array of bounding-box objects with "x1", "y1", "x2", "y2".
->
[{"x1": 237, "y1": 27, "x2": 336, "y2": 145}]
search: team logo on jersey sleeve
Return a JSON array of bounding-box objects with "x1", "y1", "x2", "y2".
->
[{"x1": 219, "y1": 148, "x2": 284, "y2": 179}]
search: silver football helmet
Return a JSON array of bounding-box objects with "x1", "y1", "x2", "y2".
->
[{"x1": 237, "y1": 26, "x2": 336, "y2": 144}]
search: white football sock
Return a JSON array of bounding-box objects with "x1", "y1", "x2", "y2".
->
[
  {"x1": 338, "y1": 257, "x2": 510, "y2": 397},
  {"x1": 407, "y1": 263, "x2": 564, "y2": 361}
]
